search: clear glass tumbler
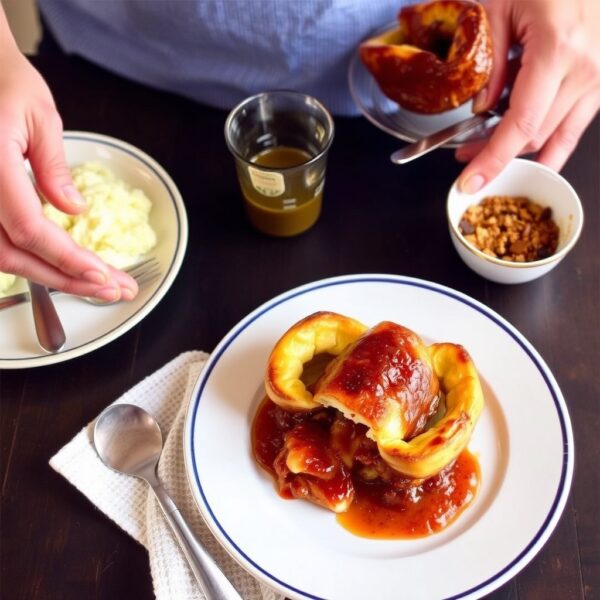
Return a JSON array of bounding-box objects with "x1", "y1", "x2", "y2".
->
[{"x1": 225, "y1": 90, "x2": 334, "y2": 237}]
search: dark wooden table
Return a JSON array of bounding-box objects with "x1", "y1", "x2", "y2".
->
[{"x1": 1, "y1": 51, "x2": 598, "y2": 600}]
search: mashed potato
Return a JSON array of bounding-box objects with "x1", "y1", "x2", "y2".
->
[
  {"x1": 0, "y1": 161, "x2": 157, "y2": 297},
  {"x1": 0, "y1": 272, "x2": 17, "y2": 295},
  {"x1": 44, "y1": 162, "x2": 157, "y2": 269}
]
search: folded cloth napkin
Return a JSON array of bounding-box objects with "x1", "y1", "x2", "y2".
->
[{"x1": 50, "y1": 351, "x2": 283, "y2": 600}]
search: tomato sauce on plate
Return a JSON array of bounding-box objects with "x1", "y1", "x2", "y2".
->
[{"x1": 252, "y1": 398, "x2": 480, "y2": 539}]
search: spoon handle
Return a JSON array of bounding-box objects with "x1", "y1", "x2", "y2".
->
[
  {"x1": 150, "y1": 483, "x2": 243, "y2": 600},
  {"x1": 27, "y1": 281, "x2": 66, "y2": 352}
]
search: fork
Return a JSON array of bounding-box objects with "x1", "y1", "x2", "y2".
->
[
  {"x1": 86, "y1": 257, "x2": 162, "y2": 306},
  {"x1": 0, "y1": 257, "x2": 162, "y2": 311}
]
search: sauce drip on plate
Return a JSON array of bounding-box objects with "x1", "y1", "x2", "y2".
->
[{"x1": 252, "y1": 397, "x2": 480, "y2": 539}]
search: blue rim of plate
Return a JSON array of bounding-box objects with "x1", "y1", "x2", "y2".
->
[
  {"x1": 186, "y1": 274, "x2": 573, "y2": 600},
  {"x1": 0, "y1": 131, "x2": 187, "y2": 368}
]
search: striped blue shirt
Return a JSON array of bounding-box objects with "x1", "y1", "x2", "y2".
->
[{"x1": 39, "y1": 0, "x2": 405, "y2": 115}]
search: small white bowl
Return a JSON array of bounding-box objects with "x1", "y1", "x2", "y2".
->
[{"x1": 447, "y1": 159, "x2": 584, "y2": 284}]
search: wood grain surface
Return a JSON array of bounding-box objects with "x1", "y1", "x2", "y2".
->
[{"x1": 0, "y1": 52, "x2": 598, "y2": 600}]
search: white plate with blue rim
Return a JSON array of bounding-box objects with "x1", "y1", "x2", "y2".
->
[
  {"x1": 0, "y1": 131, "x2": 187, "y2": 369},
  {"x1": 184, "y1": 274, "x2": 573, "y2": 600}
]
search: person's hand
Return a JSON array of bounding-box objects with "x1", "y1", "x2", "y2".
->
[
  {"x1": 0, "y1": 11, "x2": 137, "y2": 301},
  {"x1": 457, "y1": 0, "x2": 600, "y2": 193}
]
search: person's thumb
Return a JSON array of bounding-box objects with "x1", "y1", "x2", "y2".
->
[{"x1": 27, "y1": 108, "x2": 86, "y2": 214}]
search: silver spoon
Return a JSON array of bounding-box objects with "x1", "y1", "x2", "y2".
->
[{"x1": 93, "y1": 403, "x2": 242, "y2": 600}]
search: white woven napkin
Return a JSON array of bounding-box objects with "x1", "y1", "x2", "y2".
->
[{"x1": 50, "y1": 351, "x2": 283, "y2": 600}]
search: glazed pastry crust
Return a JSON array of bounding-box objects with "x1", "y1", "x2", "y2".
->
[
  {"x1": 377, "y1": 342, "x2": 484, "y2": 478},
  {"x1": 314, "y1": 321, "x2": 440, "y2": 444},
  {"x1": 265, "y1": 311, "x2": 368, "y2": 411},
  {"x1": 265, "y1": 312, "x2": 484, "y2": 479},
  {"x1": 360, "y1": 0, "x2": 493, "y2": 113}
]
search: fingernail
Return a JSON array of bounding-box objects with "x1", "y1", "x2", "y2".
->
[
  {"x1": 82, "y1": 269, "x2": 108, "y2": 285},
  {"x1": 62, "y1": 184, "x2": 86, "y2": 207},
  {"x1": 95, "y1": 287, "x2": 120, "y2": 302},
  {"x1": 461, "y1": 173, "x2": 486, "y2": 194},
  {"x1": 473, "y1": 88, "x2": 487, "y2": 113},
  {"x1": 121, "y1": 287, "x2": 137, "y2": 301}
]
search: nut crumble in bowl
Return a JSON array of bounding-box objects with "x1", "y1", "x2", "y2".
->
[
  {"x1": 447, "y1": 159, "x2": 584, "y2": 284},
  {"x1": 459, "y1": 195, "x2": 560, "y2": 263}
]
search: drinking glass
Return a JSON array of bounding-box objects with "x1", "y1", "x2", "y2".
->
[{"x1": 225, "y1": 91, "x2": 335, "y2": 237}]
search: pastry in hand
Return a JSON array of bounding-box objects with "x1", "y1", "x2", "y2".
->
[{"x1": 360, "y1": 0, "x2": 493, "y2": 113}]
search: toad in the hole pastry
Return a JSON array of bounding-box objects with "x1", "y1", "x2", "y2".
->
[
  {"x1": 265, "y1": 312, "x2": 484, "y2": 479},
  {"x1": 265, "y1": 311, "x2": 368, "y2": 412},
  {"x1": 360, "y1": 0, "x2": 493, "y2": 113},
  {"x1": 313, "y1": 321, "x2": 440, "y2": 446}
]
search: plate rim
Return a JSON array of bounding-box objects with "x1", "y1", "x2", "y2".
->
[
  {"x1": 0, "y1": 131, "x2": 188, "y2": 369},
  {"x1": 184, "y1": 274, "x2": 573, "y2": 600}
]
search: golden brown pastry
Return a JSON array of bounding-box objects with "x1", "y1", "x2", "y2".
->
[
  {"x1": 360, "y1": 0, "x2": 493, "y2": 113},
  {"x1": 314, "y1": 321, "x2": 440, "y2": 443},
  {"x1": 265, "y1": 312, "x2": 484, "y2": 479},
  {"x1": 377, "y1": 342, "x2": 484, "y2": 478},
  {"x1": 265, "y1": 311, "x2": 368, "y2": 411}
]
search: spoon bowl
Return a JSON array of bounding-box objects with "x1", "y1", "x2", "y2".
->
[
  {"x1": 93, "y1": 403, "x2": 243, "y2": 600},
  {"x1": 94, "y1": 404, "x2": 162, "y2": 477}
]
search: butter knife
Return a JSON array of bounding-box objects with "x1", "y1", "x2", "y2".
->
[
  {"x1": 390, "y1": 96, "x2": 509, "y2": 165},
  {"x1": 27, "y1": 281, "x2": 66, "y2": 353}
]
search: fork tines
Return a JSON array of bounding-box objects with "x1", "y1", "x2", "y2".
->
[{"x1": 125, "y1": 257, "x2": 161, "y2": 287}]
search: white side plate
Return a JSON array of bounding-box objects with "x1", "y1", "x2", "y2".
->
[{"x1": 0, "y1": 132, "x2": 188, "y2": 368}]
